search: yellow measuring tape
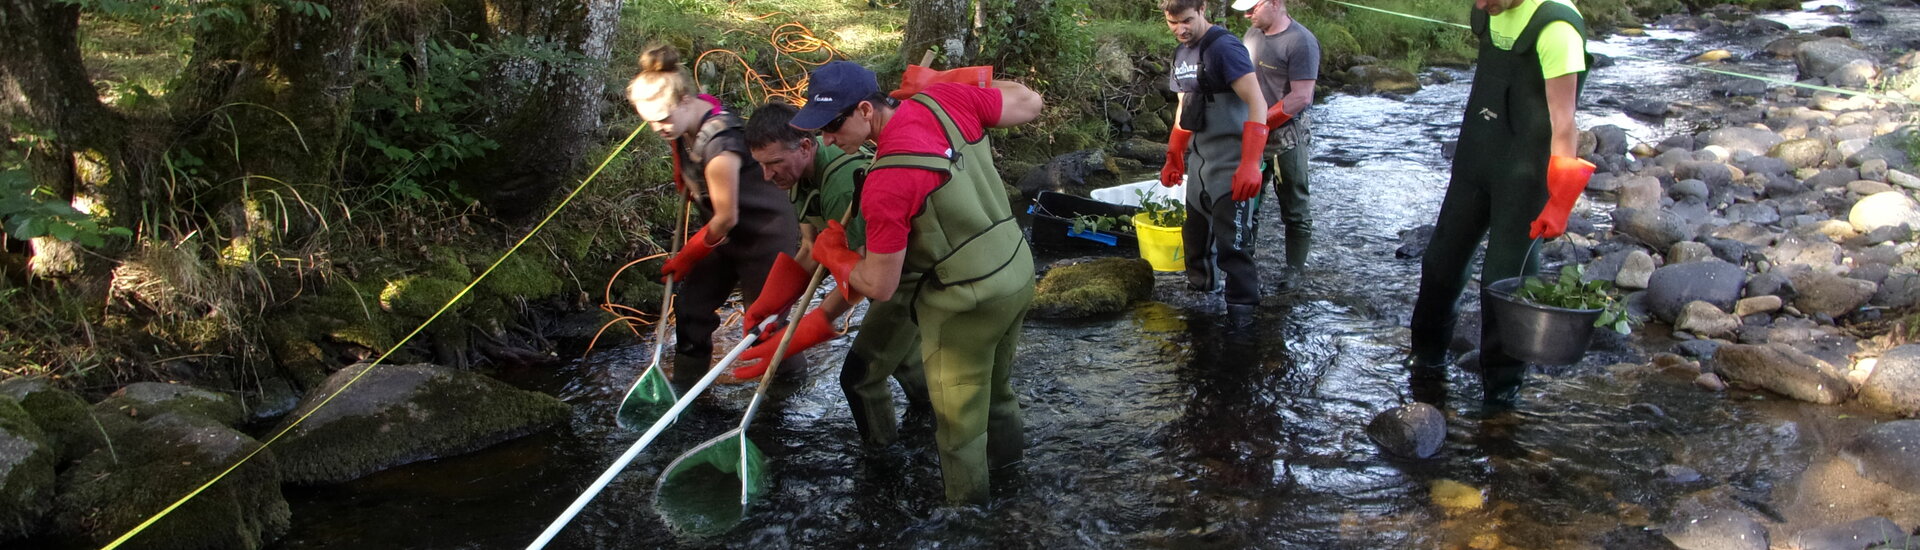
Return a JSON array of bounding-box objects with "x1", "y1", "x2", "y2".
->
[
  {"x1": 1326, "y1": 0, "x2": 1917, "y2": 106},
  {"x1": 101, "y1": 125, "x2": 648, "y2": 550}
]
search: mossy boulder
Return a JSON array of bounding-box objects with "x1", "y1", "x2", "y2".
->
[
  {"x1": 272, "y1": 363, "x2": 570, "y2": 484},
  {"x1": 379, "y1": 275, "x2": 469, "y2": 318},
  {"x1": 0, "y1": 377, "x2": 98, "y2": 462},
  {"x1": 481, "y1": 253, "x2": 564, "y2": 300},
  {"x1": 51, "y1": 413, "x2": 288, "y2": 550},
  {"x1": 0, "y1": 397, "x2": 56, "y2": 542},
  {"x1": 1031, "y1": 258, "x2": 1155, "y2": 318},
  {"x1": 94, "y1": 382, "x2": 244, "y2": 427}
]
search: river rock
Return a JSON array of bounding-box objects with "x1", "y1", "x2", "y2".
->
[
  {"x1": 1669, "y1": 241, "x2": 1715, "y2": 264},
  {"x1": 1619, "y1": 176, "x2": 1664, "y2": 211},
  {"x1": 1796, "y1": 39, "x2": 1876, "y2": 81},
  {"x1": 0, "y1": 397, "x2": 55, "y2": 543},
  {"x1": 1017, "y1": 149, "x2": 1116, "y2": 198},
  {"x1": 1888, "y1": 169, "x2": 1920, "y2": 190},
  {"x1": 1677, "y1": 301, "x2": 1740, "y2": 338},
  {"x1": 94, "y1": 382, "x2": 244, "y2": 427},
  {"x1": 1615, "y1": 208, "x2": 1696, "y2": 251},
  {"x1": 1365, "y1": 403, "x2": 1444, "y2": 459},
  {"x1": 1671, "y1": 179, "x2": 1711, "y2": 202},
  {"x1": 1397, "y1": 224, "x2": 1435, "y2": 258},
  {"x1": 1768, "y1": 138, "x2": 1828, "y2": 170},
  {"x1": 1872, "y1": 266, "x2": 1920, "y2": 309},
  {"x1": 1031, "y1": 257, "x2": 1155, "y2": 318},
  {"x1": 1703, "y1": 237, "x2": 1757, "y2": 265},
  {"x1": 0, "y1": 377, "x2": 98, "y2": 463},
  {"x1": 1113, "y1": 137, "x2": 1168, "y2": 164},
  {"x1": 1789, "y1": 517, "x2": 1905, "y2": 550},
  {"x1": 1847, "y1": 180, "x2": 1895, "y2": 196},
  {"x1": 1859, "y1": 344, "x2": 1920, "y2": 417},
  {"x1": 1713, "y1": 343, "x2": 1852, "y2": 404},
  {"x1": 1646, "y1": 260, "x2": 1747, "y2": 322},
  {"x1": 1677, "y1": 162, "x2": 1734, "y2": 190},
  {"x1": 1807, "y1": 168, "x2": 1861, "y2": 190},
  {"x1": 1768, "y1": 234, "x2": 1845, "y2": 266},
  {"x1": 1841, "y1": 420, "x2": 1920, "y2": 491},
  {"x1": 1734, "y1": 295, "x2": 1783, "y2": 317},
  {"x1": 1702, "y1": 126, "x2": 1785, "y2": 158},
  {"x1": 272, "y1": 363, "x2": 570, "y2": 485},
  {"x1": 1826, "y1": 59, "x2": 1879, "y2": 89},
  {"x1": 1662, "y1": 506, "x2": 1770, "y2": 550},
  {"x1": 51, "y1": 412, "x2": 288, "y2": 550},
  {"x1": 1786, "y1": 270, "x2": 1876, "y2": 319},
  {"x1": 1346, "y1": 65, "x2": 1421, "y2": 94},
  {"x1": 1618, "y1": 249, "x2": 1657, "y2": 289},
  {"x1": 1848, "y1": 191, "x2": 1920, "y2": 233}
]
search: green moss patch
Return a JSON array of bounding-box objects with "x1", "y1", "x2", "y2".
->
[
  {"x1": 93, "y1": 382, "x2": 244, "y2": 427},
  {"x1": 52, "y1": 413, "x2": 287, "y2": 550},
  {"x1": 380, "y1": 275, "x2": 470, "y2": 318},
  {"x1": 480, "y1": 253, "x2": 564, "y2": 300},
  {"x1": 271, "y1": 363, "x2": 570, "y2": 485},
  {"x1": 1031, "y1": 258, "x2": 1155, "y2": 319},
  {"x1": 0, "y1": 377, "x2": 99, "y2": 463}
]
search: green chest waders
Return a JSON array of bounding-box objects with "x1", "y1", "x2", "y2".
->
[
  {"x1": 1407, "y1": 4, "x2": 1588, "y2": 408},
  {"x1": 866, "y1": 94, "x2": 1034, "y2": 503}
]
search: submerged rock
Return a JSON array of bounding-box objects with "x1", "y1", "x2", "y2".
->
[
  {"x1": 1662, "y1": 506, "x2": 1770, "y2": 550},
  {"x1": 1365, "y1": 403, "x2": 1444, "y2": 459},
  {"x1": 1842, "y1": 420, "x2": 1920, "y2": 491},
  {"x1": 1788, "y1": 516, "x2": 1905, "y2": 550},
  {"x1": 1031, "y1": 258, "x2": 1155, "y2": 319},
  {"x1": 1713, "y1": 343, "x2": 1852, "y2": 404},
  {"x1": 272, "y1": 363, "x2": 570, "y2": 485}
]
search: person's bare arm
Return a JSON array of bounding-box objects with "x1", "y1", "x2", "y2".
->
[
  {"x1": 1545, "y1": 74, "x2": 1580, "y2": 157},
  {"x1": 700, "y1": 152, "x2": 743, "y2": 240},
  {"x1": 1283, "y1": 79, "x2": 1315, "y2": 117},
  {"x1": 795, "y1": 224, "x2": 818, "y2": 271},
  {"x1": 1230, "y1": 73, "x2": 1267, "y2": 124},
  {"x1": 1171, "y1": 92, "x2": 1187, "y2": 131},
  {"x1": 989, "y1": 80, "x2": 1045, "y2": 128},
  {"x1": 848, "y1": 250, "x2": 906, "y2": 302}
]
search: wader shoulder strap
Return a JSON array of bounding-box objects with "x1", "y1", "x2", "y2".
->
[
  {"x1": 688, "y1": 111, "x2": 744, "y2": 167},
  {"x1": 1514, "y1": 1, "x2": 1592, "y2": 93},
  {"x1": 866, "y1": 94, "x2": 974, "y2": 175}
]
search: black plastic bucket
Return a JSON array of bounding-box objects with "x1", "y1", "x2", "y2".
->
[{"x1": 1480, "y1": 277, "x2": 1603, "y2": 366}]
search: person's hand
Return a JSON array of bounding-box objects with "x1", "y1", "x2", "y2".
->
[
  {"x1": 1264, "y1": 103, "x2": 1292, "y2": 129},
  {"x1": 660, "y1": 226, "x2": 719, "y2": 281},
  {"x1": 810, "y1": 221, "x2": 862, "y2": 299},
  {"x1": 743, "y1": 253, "x2": 807, "y2": 334},
  {"x1": 1529, "y1": 156, "x2": 1598, "y2": 239},
  {"x1": 729, "y1": 309, "x2": 837, "y2": 380},
  {"x1": 891, "y1": 65, "x2": 993, "y2": 100},
  {"x1": 1231, "y1": 121, "x2": 1269, "y2": 201},
  {"x1": 1160, "y1": 128, "x2": 1193, "y2": 187}
]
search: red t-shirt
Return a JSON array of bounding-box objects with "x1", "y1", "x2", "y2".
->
[{"x1": 860, "y1": 83, "x2": 1003, "y2": 254}]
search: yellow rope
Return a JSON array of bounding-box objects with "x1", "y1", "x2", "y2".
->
[{"x1": 101, "y1": 125, "x2": 648, "y2": 550}]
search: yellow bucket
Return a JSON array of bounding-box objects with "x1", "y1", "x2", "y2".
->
[{"x1": 1131, "y1": 213, "x2": 1184, "y2": 272}]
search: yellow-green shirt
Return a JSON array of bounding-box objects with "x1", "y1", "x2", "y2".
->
[{"x1": 1487, "y1": 0, "x2": 1588, "y2": 80}]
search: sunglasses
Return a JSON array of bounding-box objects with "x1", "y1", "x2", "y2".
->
[{"x1": 821, "y1": 104, "x2": 859, "y2": 133}]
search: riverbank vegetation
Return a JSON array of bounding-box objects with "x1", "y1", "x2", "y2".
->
[{"x1": 0, "y1": 0, "x2": 1794, "y2": 397}]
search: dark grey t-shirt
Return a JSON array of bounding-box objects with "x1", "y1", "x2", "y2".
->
[{"x1": 1246, "y1": 21, "x2": 1320, "y2": 110}]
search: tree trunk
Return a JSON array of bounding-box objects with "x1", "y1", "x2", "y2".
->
[
  {"x1": 902, "y1": 0, "x2": 974, "y2": 67},
  {"x1": 458, "y1": 0, "x2": 621, "y2": 221}
]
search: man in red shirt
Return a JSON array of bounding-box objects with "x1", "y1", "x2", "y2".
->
[{"x1": 784, "y1": 60, "x2": 1044, "y2": 504}]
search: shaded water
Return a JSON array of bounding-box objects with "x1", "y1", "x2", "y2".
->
[{"x1": 275, "y1": 5, "x2": 1920, "y2": 549}]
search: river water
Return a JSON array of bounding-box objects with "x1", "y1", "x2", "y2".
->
[{"x1": 274, "y1": 4, "x2": 1919, "y2": 548}]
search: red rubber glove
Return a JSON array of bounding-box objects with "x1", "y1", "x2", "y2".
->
[
  {"x1": 660, "y1": 226, "x2": 719, "y2": 281},
  {"x1": 743, "y1": 253, "x2": 807, "y2": 334},
  {"x1": 1231, "y1": 121, "x2": 1269, "y2": 202},
  {"x1": 810, "y1": 220, "x2": 862, "y2": 299},
  {"x1": 1265, "y1": 103, "x2": 1292, "y2": 129},
  {"x1": 1529, "y1": 155, "x2": 1598, "y2": 239},
  {"x1": 891, "y1": 65, "x2": 993, "y2": 100},
  {"x1": 1160, "y1": 128, "x2": 1193, "y2": 188},
  {"x1": 730, "y1": 309, "x2": 837, "y2": 379}
]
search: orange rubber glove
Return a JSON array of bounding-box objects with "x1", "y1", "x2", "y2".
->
[
  {"x1": 810, "y1": 220, "x2": 862, "y2": 299},
  {"x1": 660, "y1": 226, "x2": 720, "y2": 281},
  {"x1": 1265, "y1": 103, "x2": 1292, "y2": 129},
  {"x1": 730, "y1": 309, "x2": 837, "y2": 379},
  {"x1": 668, "y1": 148, "x2": 687, "y2": 194},
  {"x1": 743, "y1": 253, "x2": 807, "y2": 334},
  {"x1": 1160, "y1": 128, "x2": 1193, "y2": 188},
  {"x1": 891, "y1": 65, "x2": 994, "y2": 100},
  {"x1": 1231, "y1": 121, "x2": 1269, "y2": 201},
  {"x1": 1529, "y1": 155, "x2": 1598, "y2": 239}
]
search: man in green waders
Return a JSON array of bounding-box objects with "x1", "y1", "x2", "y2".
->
[
  {"x1": 1159, "y1": 0, "x2": 1271, "y2": 321},
  {"x1": 1237, "y1": 0, "x2": 1319, "y2": 284},
  {"x1": 1407, "y1": 0, "x2": 1596, "y2": 411},
  {"x1": 733, "y1": 101, "x2": 933, "y2": 447},
  {"x1": 783, "y1": 60, "x2": 1045, "y2": 504}
]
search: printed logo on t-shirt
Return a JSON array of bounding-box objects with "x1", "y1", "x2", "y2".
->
[{"x1": 1172, "y1": 60, "x2": 1199, "y2": 85}]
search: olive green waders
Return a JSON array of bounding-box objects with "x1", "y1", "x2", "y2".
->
[
  {"x1": 842, "y1": 295, "x2": 931, "y2": 446},
  {"x1": 1408, "y1": 3, "x2": 1588, "y2": 409}
]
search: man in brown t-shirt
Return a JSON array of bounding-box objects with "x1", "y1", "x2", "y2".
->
[{"x1": 1237, "y1": 0, "x2": 1319, "y2": 278}]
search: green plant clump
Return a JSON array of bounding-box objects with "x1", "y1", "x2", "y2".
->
[
  {"x1": 1511, "y1": 265, "x2": 1634, "y2": 335},
  {"x1": 1135, "y1": 189, "x2": 1185, "y2": 227},
  {"x1": 1069, "y1": 214, "x2": 1132, "y2": 234}
]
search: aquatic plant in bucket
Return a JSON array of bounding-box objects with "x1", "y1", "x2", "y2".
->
[
  {"x1": 1481, "y1": 264, "x2": 1632, "y2": 366},
  {"x1": 1132, "y1": 189, "x2": 1185, "y2": 272}
]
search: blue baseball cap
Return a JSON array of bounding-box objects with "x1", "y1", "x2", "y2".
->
[{"x1": 792, "y1": 61, "x2": 880, "y2": 130}]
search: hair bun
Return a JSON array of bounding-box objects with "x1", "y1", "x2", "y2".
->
[{"x1": 638, "y1": 43, "x2": 682, "y2": 74}]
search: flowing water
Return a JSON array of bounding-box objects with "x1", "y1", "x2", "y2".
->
[{"x1": 274, "y1": 5, "x2": 1920, "y2": 549}]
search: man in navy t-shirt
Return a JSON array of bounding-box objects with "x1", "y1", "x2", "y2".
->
[{"x1": 1159, "y1": 0, "x2": 1271, "y2": 321}]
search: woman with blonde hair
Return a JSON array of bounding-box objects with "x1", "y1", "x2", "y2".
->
[{"x1": 629, "y1": 43, "x2": 799, "y2": 387}]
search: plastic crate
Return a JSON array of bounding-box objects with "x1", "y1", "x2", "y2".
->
[{"x1": 1027, "y1": 191, "x2": 1141, "y2": 250}]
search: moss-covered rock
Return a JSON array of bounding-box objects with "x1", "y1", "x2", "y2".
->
[
  {"x1": 480, "y1": 253, "x2": 564, "y2": 300},
  {"x1": 379, "y1": 275, "x2": 470, "y2": 318},
  {"x1": 51, "y1": 413, "x2": 287, "y2": 550},
  {"x1": 0, "y1": 377, "x2": 97, "y2": 463},
  {"x1": 272, "y1": 363, "x2": 570, "y2": 484},
  {"x1": 0, "y1": 397, "x2": 55, "y2": 543},
  {"x1": 1031, "y1": 258, "x2": 1155, "y2": 318},
  {"x1": 94, "y1": 382, "x2": 245, "y2": 427},
  {"x1": 263, "y1": 318, "x2": 334, "y2": 390}
]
